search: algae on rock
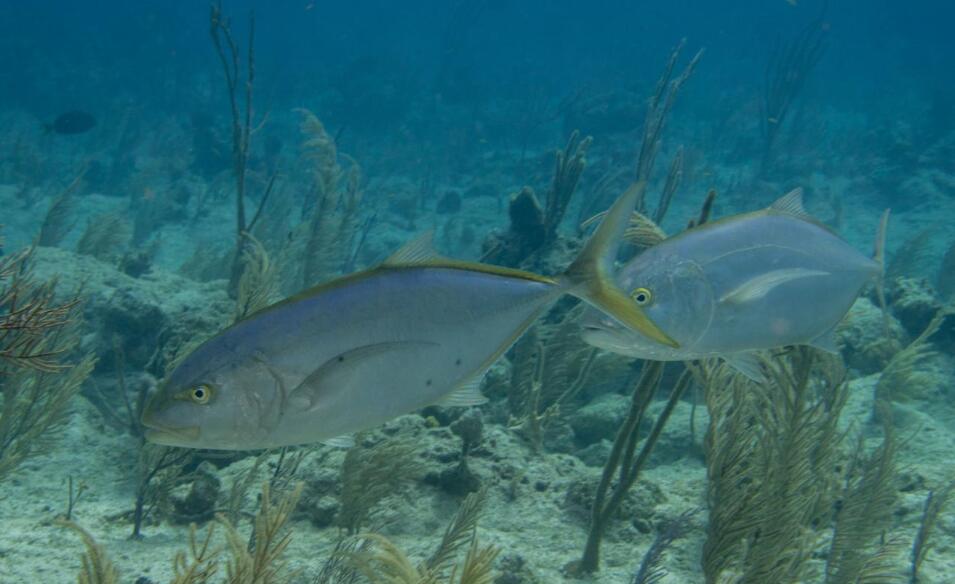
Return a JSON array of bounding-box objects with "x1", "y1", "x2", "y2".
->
[
  {"x1": 221, "y1": 482, "x2": 304, "y2": 584},
  {"x1": 698, "y1": 348, "x2": 909, "y2": 584},
  {"x1": 57, "y1": 520, "x2": 120, "y2": 584},
  {"x1": 327, "y1": 488, "x2": 499, "y2": 584},
  {"x1": 481, "y1": 132, "x2": 591, "y2": 269},
  {"x1": 337, "y1": 435, "x2": 423, "y2": 535},
  {"x1": 61, "y1": 483, "x2": 301, "y2": 584},
  {"x1": 875, "y1": 307, "x2": 950, "y2": 406}
]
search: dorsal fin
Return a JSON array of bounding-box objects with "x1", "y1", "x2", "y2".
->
[
  {"x1": 383, "y1": 232, "x2": 444, "y2": 266},
  {"x1": 625, "y1": 211, "x2": 667, "y2": 247},
  {"x1": 767, "y1": 188, "x2": 811, "y2": 219}
]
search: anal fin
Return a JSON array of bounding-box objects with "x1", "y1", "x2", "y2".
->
[
  {"x1": 808, "y1": 324, "x2": 840, "y2": 354},
  {"x1": 321, "y1": 435, "x2": 356, "y2": 449},
  {"x1": 724, "y1": 353, "x2": 767, "y2": 383},
  {"x1": 436, "y1": 372, "x2": 488, "y2": 407}
]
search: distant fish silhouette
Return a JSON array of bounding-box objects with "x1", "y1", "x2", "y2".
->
[{"x1": 45, "y1": 110, "x2": 97, "y2": 135}]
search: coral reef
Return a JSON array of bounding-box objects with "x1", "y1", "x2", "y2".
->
[
  {"x1": 1, "y1": 5, "x2": 954, "y2": 583},
  {"x1": 839, "y1": 297, "x2": 906, "y2": 374},
  {"x1": 28, "y1": 247, "x2": 232, "y2": 376}
]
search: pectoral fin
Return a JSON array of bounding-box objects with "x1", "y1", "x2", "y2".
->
[
  {"x1": 291, "y1": 341, "x2": 439, "y2": 411},
  {"x1": 719, "y1": 268, "x2": 829, "y2": 305}
]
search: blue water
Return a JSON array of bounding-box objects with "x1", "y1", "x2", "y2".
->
[{"x1": 1, "y1": 1, "x2": 953, "y2": 582}]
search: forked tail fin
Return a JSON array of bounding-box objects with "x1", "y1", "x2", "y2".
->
[{"x1": 563, "y1": 181, "x2": 679, "y2": 348}]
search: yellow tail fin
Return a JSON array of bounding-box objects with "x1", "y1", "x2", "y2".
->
[{"x1": 564, "y1": 181, "x2": 679, "y2": 348}]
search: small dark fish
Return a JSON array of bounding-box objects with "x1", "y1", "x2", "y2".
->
[{"x1": 46, "y1": 110, "x2": 97, "y2": 135}]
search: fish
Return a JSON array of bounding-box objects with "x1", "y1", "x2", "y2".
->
[
  {"x1": 45, "y1": 110, "x2": 97, "y2": 135},
  {"x1": 581, "y1": 189, "x2": 888, "y2": 380},
  {"x1": 141, "y1": 181, "x2": 676, "y2": 450}
]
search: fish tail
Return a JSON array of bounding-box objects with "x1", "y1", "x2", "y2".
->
[
  {"x1": 562, "y1": 181, "x2": 679, "y2": 348},
  {"x1": 874, "y1": 209, "x2": 890, "y2": 335},
  {"x1": 873, "y1": 209, "x2": 889, "y2": 267}
]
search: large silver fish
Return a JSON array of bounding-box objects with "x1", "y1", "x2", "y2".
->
[
  {"x1": 141, "y1": 182, "x2": 676, "y2": 450},
  {"x1": 582, "y1": 189, "x2": 888, "y2": 379}
]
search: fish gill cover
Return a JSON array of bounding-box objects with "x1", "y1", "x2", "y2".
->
[{"x1": 0, "y1": 0, "x2": 954, "y2": 582}]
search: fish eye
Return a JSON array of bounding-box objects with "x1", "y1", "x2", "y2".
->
[
  {"x1": 188, "y1": 384, "x2": 213, "y2": 405},
  {"x1": 631, "y1": 287, "x2": 653, "y2": 306}
]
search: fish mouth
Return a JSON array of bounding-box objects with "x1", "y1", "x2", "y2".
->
[
  {"x1": 585, "y1": 311, "x2": 679, "y2": 349},
  {"x1": 139, "y1": 391, "x2": 201, "y2": 446},
  {"x1": 581, "y1": 317, "x2": 627, "y2": 337},
  {"x1": 581, "y1": 322, "x2": 659, "y2": 357},
  {"x1": 580, "y1": 323, "x2": 625, "y2": 350},
  {"x1": 143, "y1": 426, "x2": 201, "y2": 446},
  {"x1": 141, "y1": 415, "x2": 200, "y2": 446}
]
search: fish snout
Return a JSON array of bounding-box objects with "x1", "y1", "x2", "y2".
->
[
  {"x1": 139, "y1": 395, "x2": 165, "y2": 434},
  {"x1": 581, "y1": 312, "x2": 683, "y2": 359},
  {"x1": 141, "y1": 410, "x2": 201, "y2": 446},
  {"x1": 140, "y1": 397, "x2": 201, "y2": 447}
]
